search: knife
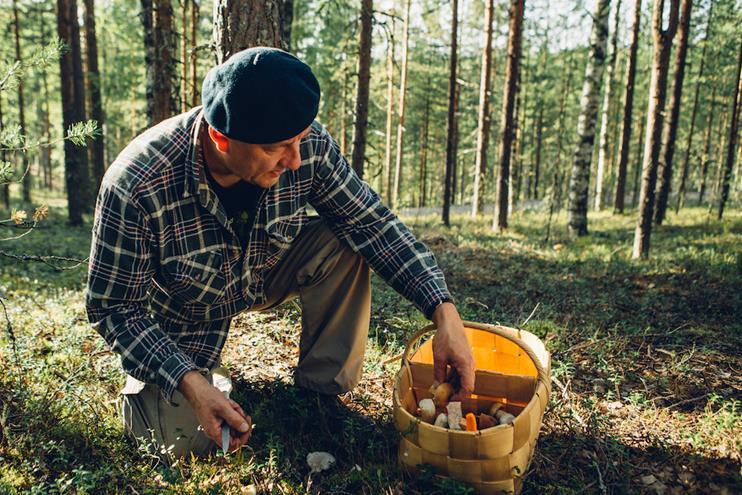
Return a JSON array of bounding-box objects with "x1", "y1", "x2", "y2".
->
[{"x1": 211, "y1": 367, "x2": 233, "y2": 453}]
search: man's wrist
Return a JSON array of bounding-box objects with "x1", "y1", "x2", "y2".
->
[
  {"x1": 179, "y1": 369, "x2": 210, "y2": 404},
  {"x1": 431, "y1": 301, "x2": 458, "y2": 326}
]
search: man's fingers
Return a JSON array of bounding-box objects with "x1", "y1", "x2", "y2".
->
[
  {"x1": 229, "y1": 399, "x2": 248, "y2": 420},
  {"x1": 220, "y1": 403, "x2": 251, "y2": 433}
]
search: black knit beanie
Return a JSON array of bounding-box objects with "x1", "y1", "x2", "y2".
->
[{"x1": 201, "y1": 47, "x2": 321, "y2": 144}]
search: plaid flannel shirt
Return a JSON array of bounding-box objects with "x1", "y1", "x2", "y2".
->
[{"x1": 86, "y1": 107, "x2": 452, "y2": 403}]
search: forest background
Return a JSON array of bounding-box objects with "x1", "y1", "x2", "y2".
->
[{"x1": 0, "y1": 0, "x2": 740, "y2": 493}]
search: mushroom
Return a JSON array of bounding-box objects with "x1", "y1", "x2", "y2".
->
[
  {"x1": 434, "y1": 413, "x2": 448, "y2": 428},
  {"x1": 418, "y1": 398, "x2": 436, "y2": 424},
  {"x1": 432, "y1": 382, "x2": 455, "y2": 407},
  {"x1": 447, "y1": 401, "x2": 463, "y2": 430},
  {"x1": 495, "y1": 409, "x2": 515, "y2": 425},
  {"x1": 478, "y1": 413, "x2": 497, "y2": 429}
]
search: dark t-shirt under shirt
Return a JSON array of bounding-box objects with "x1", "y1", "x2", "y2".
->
[{"x1": 204, "y1": 165, "x2": 264, "y2": 250}]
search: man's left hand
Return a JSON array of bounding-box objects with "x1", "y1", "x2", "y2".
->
[{"x1": 431, "y1": 302, "x2": 475, "y2": 396}]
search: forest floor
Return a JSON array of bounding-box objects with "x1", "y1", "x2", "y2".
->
[{"x1": 0, "y1": 203, "x2": 740, "y2": 494}]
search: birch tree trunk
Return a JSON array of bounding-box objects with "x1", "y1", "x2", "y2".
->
[
  {"x1": 567, "y1": 0, "x2": 611, "y2": 236},
  {"x1": 350, "y1": 0, "x2": 373, "y2": 179},
  {"x1": 595, "y1": 0, "x2": 622, "y2": 211},
  {"x1": 676, "y1": 1, "x2": 711, "y2": 213},
  {"x1": 654, "y1": 0, "x2": 693, "y2": 225},
  {"x1": 472, "y1": 0, "x2": 495, "y2": 217},
  {"x1": 632, "y1": 0, "x2": 680, "y2": 259},
  {"x1": 58, "y1": 0, "x2": 91, "y2": 226},
  {"x1": 493, "y1": 0, "x2": 525, "y2": 232},
  {"x1": 12, "y1": 0, "x2": 31, "y2": 203},
  {"x1": 718, "y1": 40, "x2": 742, "y2": 219},
  {"x1": 213, "y1": 0, "x2": 287, "y2": 63},
  {"x1": 84, "y1": 0, "x2": 106, "y2": 193},
  {"x1": 614, "y1": 0, "x2": 643, "y2": 214},
  {"x1": 442, "y1": 0, "x2": 459, "y2": 227},
  {"x1": 392, "y1": 0, "x2": 411, "y2": 208}
]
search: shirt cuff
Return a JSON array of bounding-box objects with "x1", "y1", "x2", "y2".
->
[
  {"x1": 415, "y1": 278, "x2": 454, "y2": 320},
  {"x1": 157, "y1": 352, "x2": 199, "y2": 405}
]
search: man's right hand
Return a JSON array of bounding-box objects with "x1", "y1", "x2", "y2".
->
[{"x1": 179, "y1": 370, "x2": 252, "y2": 452}]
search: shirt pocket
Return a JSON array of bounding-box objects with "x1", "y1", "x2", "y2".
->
[
  {"x1": 163, "y1": 250, "x2": 226, "y2": 306},
  {"x1": 266, "y1": 209, "x2": 306, "y2": 249}
]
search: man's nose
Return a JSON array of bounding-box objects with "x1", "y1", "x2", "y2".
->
[{"x1": 281, "y1": 143, "x2": 302, "y2": 170}]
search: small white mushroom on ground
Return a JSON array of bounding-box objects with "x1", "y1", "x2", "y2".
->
[
  {"x1": 434, "y1": 413, "x2": 448, "y2": 428},
  {"x1": 307, "y1": 451, "x2": 336, "y2": 473},
  {"x1": 418, "y1": 398, "x2": 436, "y2": 424},
  {"x1": 495, "y1": 409, "x2": 516, "y2": 425},
  {"x1": 447, "y1": 401, "x2": 463, "y2": 430}
]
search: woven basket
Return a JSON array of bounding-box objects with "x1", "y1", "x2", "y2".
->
[{"x1": 393, "y1": 322, "x2": 551, "y2": 494}]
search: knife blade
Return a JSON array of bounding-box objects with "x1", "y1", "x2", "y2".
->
[{"x1": 221, "y1": 423, "x2": 230, "y2": 453}]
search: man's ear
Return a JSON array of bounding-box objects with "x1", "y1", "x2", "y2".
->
[{"x1": 207, "y1": 126, "x2": 230, "y2": 153}]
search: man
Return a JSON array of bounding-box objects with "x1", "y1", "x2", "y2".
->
[{"x1": 86, "y1": 47, "x2": 474, "y2": 461}]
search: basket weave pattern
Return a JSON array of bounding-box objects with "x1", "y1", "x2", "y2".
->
[{"x1": 393, "y1": 322, "x2": 551, "y2": 495}]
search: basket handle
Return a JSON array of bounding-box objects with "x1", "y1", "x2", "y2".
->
[{"x1": 401, "y1": 321, "x2": 549, "y2": 387}]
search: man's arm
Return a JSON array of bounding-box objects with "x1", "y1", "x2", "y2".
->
[
  {"x1": 307, "y1": 125, "x2": 475, "y2": 392},
  {"x1": 86, "y1": 180, "x2": 198, "y2": 404}
]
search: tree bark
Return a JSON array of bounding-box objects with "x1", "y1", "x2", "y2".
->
[
  {"x1": 38, "y1": 8, "x2": 54, "y2": 190},
  {"x1": 153, "y1": 0, "x2": 177, "y2": 123},
  {"x1": 12, "y1": 0, "x2": 31, "y2": 203},
  {"x1": 472, "y1": 0, "x2": 495, "y2": 217},
  {"x1": 676, "y1": 1, "x2": 711, "y2": 213},
  {"x1": 567, "y1": 0, "x2": 611, "y2": 236},
  {"x1": 632, "y1": 0, "x2": 679, "y2": 259},
  {"x1": 654, "y1": 0, "x2": 693, "y2": 224},
  {"x1": 384, "y1": 12, "x2": 396, "y2": 204},
  {"x1": 493, "y1": 0, "x2": 525, "y2": 232},
  {"x1": 213, "y1": 0, "x2": 287, "y2": 63},
  {"x1": 392, "y1": 0, "x2": 411, "y2": 209},
  {"x1": 632, "y1": 110, "x2": 646, "y2": 207},
  {"x1": 58, "y1": 0, "x2": 91, "y2": 226},
  {"x1": 0, "y1": 94, "x2": 8, "y2": 209},
  {"x1": 698, "y1": 85, "x2": 716, "y2": 205},
  {"x1": 84, "y1": 0, "x2": 106, "y2": 194},
  {"x1": 614, "y1": 0, "x2": 643, "y2": 213},
  {"x1": 190, "y1": 0, "x2": 199, "y2": 106},
  {"x1": 595, "y1": 0, "x2": 622, "y2": 211},
  {"x1": 442, "y1": 0, "x2": 459, "y2": 227},
  {"x1": 181, "y1": 0, "x2": 189, "y2": 112},
  {"x1": 718, "y1": 40, "x2": 742, "y2": 219},
  {"x1": 280, "y1": 0, "x2": 294, "y2": 52},
  {"x1": 350, "y1": 0, "x2": 373, "y2": 179},
  {"x1": 533, "y1": 103, "x2": 544, "y2": 199},
  {"x1": 509, "y1": 65, "x2": 524, "y2": 214}
]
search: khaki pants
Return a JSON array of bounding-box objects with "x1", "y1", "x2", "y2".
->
[{"x1": 121, "y1": 218, "x2": 371, "y2": 462}]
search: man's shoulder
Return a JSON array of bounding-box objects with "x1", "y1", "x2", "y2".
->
[{"x1": 102, "y1": 108, "x2": 201, "y2": 199}]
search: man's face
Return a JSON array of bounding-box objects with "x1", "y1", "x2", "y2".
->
[{"x1": 216, "y1": 126, "x2": 311, "y2": 188}]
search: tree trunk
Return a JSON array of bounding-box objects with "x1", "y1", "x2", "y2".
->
[
  {"x1": 471, "y1": 0, "x2": 495, "y2": 217},
  {"x1": 340, "y1": 63, "x2": 348, "y2": 155},
  {"x1": 84, "y1": 0, "x2": 106, "y2": 194},
  {"x1": 190, "y1": 0, "x2": 199, "y2": 106},
  {"x1": 567, "y1": 0, "x2": 611, "y2": 236},
  {"x1": 442, "y1": 0, "x2": 459, "y2": 227},
  {"x1": 493, "y1": 0, "x2": 525, "y2": 232},
  {"x1": 384, "y1": 12, "x2": 396, "y2": 204},
  {"x1": 533, "y1": 103, "x2": 544, "y2": 199},
  {"x1": 180, "y1": 0, "x2": 189, "y2": 112},
  {"x1": 654, "y1": 0, "x2": 693, "y2": 224},
  {"x1": 58, "y1": 0, "x2": 91, "y2": 226},
  {"x1": 38, "y1": 6, "x2": 54, "y2": 190},
  {"x1": 718, "y1": 40, "x2": 742, "y2": 219},
  {"x1": 632, "y1": 111, "x2": 646, "y2": 207},
  {"x1": 698, "y1": 86, "x2": 716, "y2": 205},
  {"x1": 595, "y1": 0, "x2": 622, "y2": 211},
  {"x1": 0, "y1": 95, "x2": 8, "y2": 209},
  {"x1": 393, "y1": 0, "x2": 411, "y2": 209},
  {"x1": 614, "y1": 0, "x2": 643, "y2": 214},
  {"x1": 509, "y1": 56, "x2": 526, "y2": 214},
  {"x1": 280, "y1": 0, "x2": 294, "y2": 52},
  {"x1": 152, "y1": 0, "x2": 177, "y2": 123},
  {"x1": 12, "y1": 0, "x2": 31, "y2": 204},
  {"x1": 350, "y1": 0, "x2": 373, "y2": 179},
  {"x1": 419, "y1": 65, "x2": 431, "y2": 208},
  {"x1": 451, "y1": 80, "x2": 461, "y2": 205},
  {"x1": 632, "y1": 0, "x2": 679, "y2": 259},
  {"x1": 676, "y1": 1, "x2": 711, "y2": 213},
  {"x1": 213, "y1": 0, "x2": 287, "y2": 62}
]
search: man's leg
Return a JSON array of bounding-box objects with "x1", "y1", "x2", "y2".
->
[
  {"x1": 120, "y1": 370, "x2": 227, "y2": 463},
  {"x1": 253, "y1": 218, "x2": 371, "y2": 395}
]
